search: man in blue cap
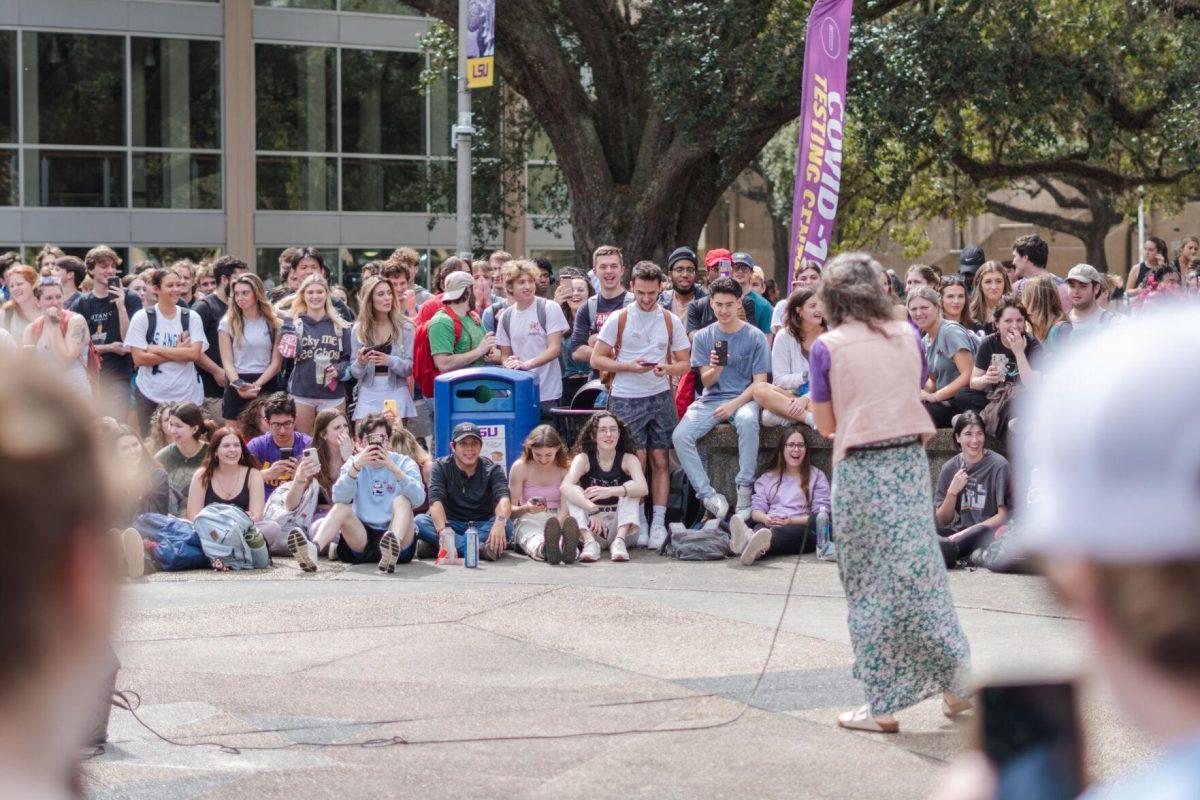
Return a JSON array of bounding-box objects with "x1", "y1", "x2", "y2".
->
[{"x1": 731, "y1": 252, "x2": 774, "y2": 336}]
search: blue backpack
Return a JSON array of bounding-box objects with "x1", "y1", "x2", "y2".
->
[
  {"x1": 193, "y1": 504, "x2": 270, "y2": 570},
  {"x1": 132, "y1": 513, "x2": 208, "y2": 572}
]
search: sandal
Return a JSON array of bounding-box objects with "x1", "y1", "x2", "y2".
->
[
  {"x1": 942, "y1": 694, "x2": 973, "y2": 718},
  {"x1": 837, "y1": 705, "x2": 899, "y2": 734}
]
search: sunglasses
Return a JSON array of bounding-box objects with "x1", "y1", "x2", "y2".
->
[
  {"x1": 942, "y1": 276, "x2": 965, "y2": 286},
  {"x1": 39, "y1": 276, "x2": 62, "y2": 286}
]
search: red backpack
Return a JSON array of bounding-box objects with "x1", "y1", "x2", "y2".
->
[
  {"x1": 675, "y1": 367, "x2": 701, "y2": 419},
  {"x1": 412, "y1": 305, "x2": 475, "y2": 397}
]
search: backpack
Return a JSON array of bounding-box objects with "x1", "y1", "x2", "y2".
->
[
  {"x1": 497, "y1": 296, "x2": 547, "y2": 342},
  {"x1": 412, "y1": 305, "x2": 476, "y2": 398},
  {"x1": 262, "y1": 478, "x2": 321, "y2": 533},
  {"x1": 675, "y1": 367, "x2": 702, "y2": 418},
  {"x1": 599, "y1": 305, "x2": 675, "y2": 390},
  {"x1": 30, "y1": 310, "x2": 101, "y2": 380},
  {"x1": 131, "y1": 513, "x2": 209, "y2": 572},
  {"x1": 660, "y1": 520, "x2": 731, "y2": 560},
  {"x1": 980, "y1": 526, "x2": 1037, "y2": 574},
  {"x1": 144, "y1": 306, "x2": 192, "y2": 376},
  {"x1": 665, "y1": 467, "x2": 705, "y2": 529},
  {"x1": 192, "y1": 504, "x2": 270, "y2": 570}
]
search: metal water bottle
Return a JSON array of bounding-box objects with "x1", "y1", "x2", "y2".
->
[{"x1": 464, "y1": 522, "x2": 479, "y2": 568}]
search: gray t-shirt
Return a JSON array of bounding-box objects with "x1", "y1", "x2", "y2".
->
[
  {"x1": 934, "y1": 450, "x2": 1011, "y2": 530},
  {"x1": 924, "y1": 320, "x2": 976, "y2": 391},
  {"x1": 690, "y1": 322, "x2": 771, "y2": 403}
]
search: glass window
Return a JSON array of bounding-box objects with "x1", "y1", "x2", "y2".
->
[
  {"x1": 341, "y1": 48, "x2": 423, "y2": 155},
  {"x1": 133, "y1": 152, "x2": 221, "y2": 209},
  {"x1": 25, "y1": 150, "x2": 125, "y2": 207},
  {"x1": 131, "y1": 38, "x2": 221, "y2": 150},
  {"x1": 0, "y1": 150, "x2": 16, "y2": 206},
  {"x1": 0, "y1": 32, "x2": 15, "y2": 144},
  {"x1": 255, "y1": 0, "x2": 334, "y2": 8},
  {"x1": 342, "y1": 158, "x2": 425, "y2": 212},
  {"x1": 131, "y1": 247, "x2": 223, "y2": 270},
  {"x1": 23, "y1": 33, "x2": 125, "y2": 147},
  {"x1": 256, "y1": 155, "x2": 336, "y2": 210},
  {"x1": 26, "y1": 246, "x2": 130, "y2": 269},
  {"x1": 255, "y1": 44, "x2": 336, "y2": 153},
  {"x1": 427, "y1": 157, "x2": 501, "y2": 216},
  {"x1": 340, "y1": 0, "x2": 419, "y2": 13}
]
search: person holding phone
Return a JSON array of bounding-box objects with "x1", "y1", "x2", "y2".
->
[
  {"x1": 73, "y1": 246, "x2": 141, "y2": 417},
  {"x1": 218, "y1": 273, "x2": 282, "y2": 428},
  {"x1": 508, "y1": 425, "x2": 571, "y2": 562},
  {"x1": 959, "y1": 296, "x2": 1042, "y2": 437},
  {"x1": 246, "y1": 392, "x2": 312, "y2": 501},
  {"x1": 349, "y1": 275, "x2": 416, "y2": 424},
  {"x1": 286, "y1": 275, "x2": 352, "y2": 435}
]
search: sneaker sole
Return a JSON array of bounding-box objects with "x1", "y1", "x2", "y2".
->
[
  {"x1": 288, "y1": 529, "x2": 317, "y2": 573},
  {"x1": 740, "y1": 530, "x2": 771, "y2": 565},
  {"x1": 544, "y1": 517, "x2": 562, "y2": 565},
  {"x1": 560, "y1": 518, "x2": 580, "y2": 564},
  {"x1": 122, "y1": 528, "x2": 145, "y2": 579},
  {"x1": 728, "y1": 516, "x2": 748, "y2": 555},
  {"x1": 378, "y1": 532, "x2": 400, "y2": 574}
]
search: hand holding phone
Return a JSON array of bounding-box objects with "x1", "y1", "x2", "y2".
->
[
  {"x1": 713, "y1": 339, "x2": 729, "y2": 366},
  {"x1": 979, "y1": 681, "x2": 1083, "y2": 800}
]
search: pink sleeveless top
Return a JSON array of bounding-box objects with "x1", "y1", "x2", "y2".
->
[{"x1": 522, "y1": 481, "x2": 562, "y2": 511}]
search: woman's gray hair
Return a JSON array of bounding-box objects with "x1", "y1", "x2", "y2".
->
[{"x1": 818, "y1": 252, "x2": 896, "y2": 332}]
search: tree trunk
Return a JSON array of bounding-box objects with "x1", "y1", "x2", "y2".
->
[{"x1": 1082, "y1": 227, "x2": 1111, "y2": 274}]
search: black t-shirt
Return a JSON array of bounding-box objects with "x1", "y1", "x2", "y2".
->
[
  {"x1": 73, "y1": 291, "x2": 142, "y2": 379},
  {"x1": 193, "y1": 293, "x2": 228, "y2": 397},
  {"x1": 974, "y1": 333, "x2": 1042, "y2": 387},
  {"x1": 428, "y1": 454, "x2": 510, "y2": 522}
]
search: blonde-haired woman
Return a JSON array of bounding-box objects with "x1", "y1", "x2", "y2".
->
[
  {"x1": 219, "y1": 273, "x2": 283, "y2": 427},
  {"x1": 967, "y1": 260, "x2": 1011, "y2": 336},
  {"x1": 288, "y1": 274, "x2": 351, "y2": 434},
  {"x1": 1020, "y1": 274, "x2": 1072, "y2": 353},
  {"x1": 350, "y1": 275, "x2": 416, "y2": 424}
]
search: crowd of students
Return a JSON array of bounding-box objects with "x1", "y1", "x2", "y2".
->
[{"x1": 0, "y1": 232, "x2": 1194, "y2": 579}]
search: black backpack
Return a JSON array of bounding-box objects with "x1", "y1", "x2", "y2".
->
[
  {"x1": 666, "y1": 467, "x2": 705, "y2": 530},
  {"x1": 145, "y1": 307, "x2": 191, "y2": 375}
]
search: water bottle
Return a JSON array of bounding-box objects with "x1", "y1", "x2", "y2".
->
[
  {"x1": 464, "y1": 522, "x2": 479, "y2": 568},
  {"x1": 816, "y1": 510, "x2": 831, "y2": 557}
]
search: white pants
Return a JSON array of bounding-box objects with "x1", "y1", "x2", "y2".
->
[
  {"x1": 514, "y1": 510, "x2": 554, "y2": 560},
  {"x1": 567, "y1": 497, "x2": 640, "y2": 549}
]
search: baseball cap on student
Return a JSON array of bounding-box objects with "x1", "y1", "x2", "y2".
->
[
  {"x1": 704, "y1": 248, "x2": 733, "y2": 271},
  {"x1": 731, "y1": 252, "x2": 755, "y2": 268},
  {"x1": 1066, "y1": 264, "x2": 1103, "y2": 285},
  {"x1": 451, "y1": 421, "x2": 483, "y2": 444},
  {"x1": 959, "y1": 246, "x2": 985, "y2": 274},
  {"x1": 1019, "y1": 307, "x2": 1200, "y2": 562},
  {"x1": 442, "y1": 271, "x2": 475, "y2": 301}
]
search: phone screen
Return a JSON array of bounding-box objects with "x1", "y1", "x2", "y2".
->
[{"x1": 981, "y1": 681, "x2": 1083, "y2": 800}]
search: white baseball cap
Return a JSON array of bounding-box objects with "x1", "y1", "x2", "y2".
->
[
  {"x1": 1018, "y1": 304, "x2": 1200, "y2": 562},
  {"x1": 441, "y1": 270, "x2": 474, "y2": 302}
]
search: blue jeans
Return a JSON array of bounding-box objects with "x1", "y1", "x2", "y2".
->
[
  {"x1": 671, "y1": 399, "x2": 760, "y2": 501},
  {"x1": 414, "y1": 515, "x2": 514, "y2": 554}
]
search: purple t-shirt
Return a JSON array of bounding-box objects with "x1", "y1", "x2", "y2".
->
[
  {"x1": 247, "y1": 432, "x2": 313, "y2": 498},
  {"x1": 809, "y1": 327, "x2": 928, "y2": 403}
]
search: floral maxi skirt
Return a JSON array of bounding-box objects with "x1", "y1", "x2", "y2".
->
[{"x1": 832, "y1": 440, "x2": 971, "y2": 715}]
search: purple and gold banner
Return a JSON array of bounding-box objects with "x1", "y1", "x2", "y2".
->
[
  {"x1": 466, "y1": 0, "x2": 496, "y2": 89},
  {"x1": 787, "y1": 0, "x2": 852, "y2": 280}
]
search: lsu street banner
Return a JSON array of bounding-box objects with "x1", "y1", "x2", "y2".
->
[
  {"x1": 466, "y1": 0, "x2": 496, "y2": 89},
  {"x1": 787, "y1": 0, "x2": 852, "y2": 280}
]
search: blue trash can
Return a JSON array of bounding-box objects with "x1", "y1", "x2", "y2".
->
[{"x1": 434, "y1": 367, "x2": 540, "y2": 475}]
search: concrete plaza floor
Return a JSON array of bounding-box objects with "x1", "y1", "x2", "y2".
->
[{"x1": 86, "y1": 551, "x2": 1150, "y2": 799}]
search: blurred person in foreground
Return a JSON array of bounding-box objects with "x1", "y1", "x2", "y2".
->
[
  {"x1": 0, "y1": 350, "x2": 118, "y2": 798},
  {"x1": 932, "y1": 305, "x2": 1200, "y2": 800}
]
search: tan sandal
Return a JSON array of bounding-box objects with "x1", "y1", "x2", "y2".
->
[{"x1": 837, "y1": 705, "x2": 899, "y2": 734}]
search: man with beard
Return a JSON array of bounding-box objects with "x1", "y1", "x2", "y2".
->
[{"x1": 659, "y1": 246, "x2": 705, "y2": 322}]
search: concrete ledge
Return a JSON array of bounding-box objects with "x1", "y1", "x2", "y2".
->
[{"x1": 699, "y1": 425, "x2": 1005, "y2": 501}]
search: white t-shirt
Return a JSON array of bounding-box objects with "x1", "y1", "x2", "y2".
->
[
  {"x1": 125, "y1": 305, "x2": 207, "y2": 404},
  {"x1": 0, "y1": 328, "x2": 14, "y2": 350},
  {"x1": 496, "y1": 299, "x2": 570, "y2": 403},
  {"x1": 597, "y1": 304, "x2": 690, "y2": 399},
  {"x1": 771, "y1": 298, "x2": 788, "y2": 332},
  {"x1": 218, "y1": 316, "x2": 274, "y2": 374}
]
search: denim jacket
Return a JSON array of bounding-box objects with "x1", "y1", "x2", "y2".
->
[{"x1": 348, "y1": 321, "x2": 415, "y2": 391}]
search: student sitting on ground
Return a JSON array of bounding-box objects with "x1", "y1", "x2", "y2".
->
[
  {"x1": 271, "y1": 407, "x2": 352, "y2": 560},
  {"x1": 186, "y1": 427, "x2": 282, "y2": 548},
  {"x1": 155, "y1": 402, "x2": 214, "y2": 516},
  {"x1": 414, "y1": 422, "x2": 512, "y2": 560},
  {"x1": 561, "y1": 412, "x2": 649, "y2": 563},
  {"x1": 292, "y1": 413, "x2": 424, "y2": 573},
  {"x1": 111, "y1": 424, "x2": 170, "y2": 526},
  {"x1": 509, "y1": 425, "x2": 572, "y2": 563},
  {"x1": 729, "y1": 426, "x2": 831, "y2": 566},
  {"x1": 933, "y1": 411, "x2": 1011, "y2": 567}
]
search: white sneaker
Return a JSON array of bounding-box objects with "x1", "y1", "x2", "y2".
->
[
  {"x1": 610, "y1": 538, "x2": 630, "y2": 562},
  {"x1": 634, "y1": 525, "x2": 650, "y2": 549},
  {"x1": 648, "y1": 522, "x2": 668, "y2": 550},
  {"x1": 377, "y1": 531, "x2": 401, "y2": 574},
  {"x1": 288, "y1": 528, "x2": 318, "y2": 573},
  {"x1": 579, "y1": 540, "x2": 601, "y2": 563},
  {"x1": 703, "y1": 493, "x2": 729, "y2": 521},
  {"x1": 761, "y1": 409, "x2": 791, "y2": 427},
  {"x1": 326, "y1": 541, "x2": 339, "y2": 562},
  {"x1": 735, "y1": 485, "x2": 753, "y2": 520},
  {"x1": 121, "y1": 527, "x2": 145, "y2": 578},
  {"x1": 740, "y1": 529, "x2": 771, "y2": 565},
  {"x1": 728, "y1": 515, "x2": 750, "y2": 555}
]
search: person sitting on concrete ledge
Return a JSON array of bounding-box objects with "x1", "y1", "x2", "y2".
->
[
  {"x1": 672, "y1": 276, "x2": 770, "y2": 521},
  {"x1": 414, "y1": 421, "x2": 512, "y2": 561},
  {"x1": 933, "y1": 411, "x2": 1010, "y2": 567},
  {"x1": 561, "y1": 411, "x2": 648, "y2": 563},
  {"x1": 292, "y1": 413, "x2": 424, "y2": 573},
  {"x1": 730, "y1": 426, "x2": 832, "y2": 566},
  {"x1": 756, "y1": 287, "x2": 826, "y2": 428}
]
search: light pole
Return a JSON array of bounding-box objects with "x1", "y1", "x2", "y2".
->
[{"x1": 454, "y1": 0, "x2": 475, "y2": 261}]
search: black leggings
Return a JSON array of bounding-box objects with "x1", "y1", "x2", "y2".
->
[
  {"x1": 937, "y1": 524, "x2": 995, "y2": 566},
  {"x1": 765, "y1": 517, "x2": 818, "y2": 556}
]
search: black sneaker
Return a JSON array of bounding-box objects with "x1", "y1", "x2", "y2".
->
[
  {"x1": 378, "y1": 531, "x2": 401, "y2": 574},
  {"x1": 560, "y1": 517, "x2": 580, "y2": 565},
  {"x1": 543, "y1": 517, "x2": 562, "y2": 564}
]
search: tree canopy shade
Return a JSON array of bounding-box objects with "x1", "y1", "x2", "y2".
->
[{"x1": 407, "y1": 0, "x2": 910, "y2": 265}]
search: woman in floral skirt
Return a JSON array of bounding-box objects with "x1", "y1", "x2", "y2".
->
[{"x1": 809, "y1": 252, "x2": 973, "y2": 733}]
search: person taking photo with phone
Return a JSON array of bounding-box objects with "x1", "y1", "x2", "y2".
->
[
  {"x1": 73, "y1": 246, "x2": 141, "y2": 417},
  {"x1": 246, "y1": 392, "x2": 312, "y2": 501}
]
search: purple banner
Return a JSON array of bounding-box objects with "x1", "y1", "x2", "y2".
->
[{"x1": 787, "y1": 0, "x2": 852, "y2": 281}]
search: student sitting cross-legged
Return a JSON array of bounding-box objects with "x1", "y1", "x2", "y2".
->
[{"x1": 290, "y1": 413, "x2": 425, "y2": 573}]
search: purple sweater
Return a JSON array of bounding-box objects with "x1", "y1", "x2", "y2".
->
[{"x1": 751, "y1": 468, "x2": 831, "y2": 519}]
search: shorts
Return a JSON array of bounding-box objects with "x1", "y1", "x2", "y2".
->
[
  {"x1": 293, "y1": 395, "x2": 345, "y2": 413},
  {"x1": 336, "y1": 523, "x2": 416, "y2": 565},
  {"x1": 607, "y1": 390, "x2": 676, "y2": 450},
  {"x1": 221, "y1": 372, "x2": 263, "y2": 421}
]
